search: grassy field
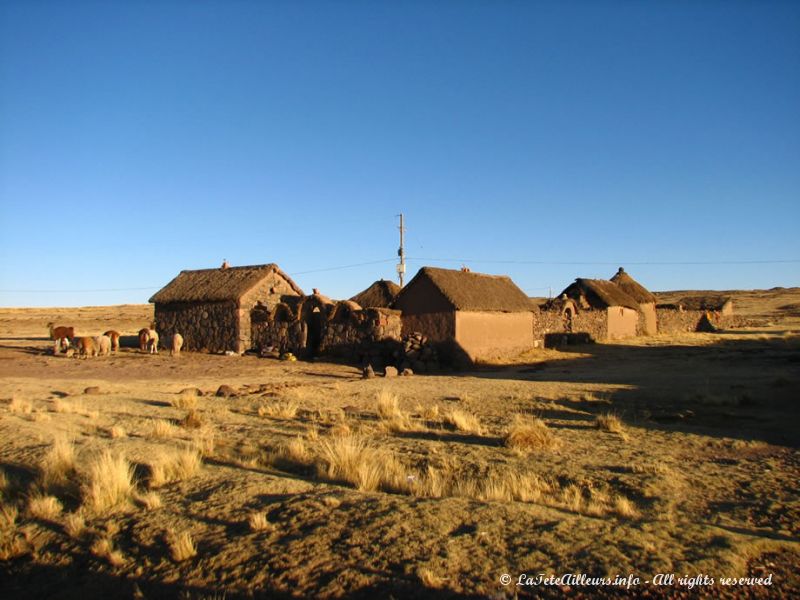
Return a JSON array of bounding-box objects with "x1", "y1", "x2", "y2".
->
[{"x1": 0, "y1": 289, "x2": 798, "y2": 598}]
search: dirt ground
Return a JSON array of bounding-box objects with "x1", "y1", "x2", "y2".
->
[{"x1": 0, "y1": 289, "x2": 798, "y2": 599}]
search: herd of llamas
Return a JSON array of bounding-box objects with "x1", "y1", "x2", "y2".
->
[{"x1": 47, "y1": 322, "x2": 183, "y2": 358}]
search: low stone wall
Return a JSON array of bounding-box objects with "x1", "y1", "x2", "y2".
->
[
  {"x1": 251, "y1": 304, "x2": 402, "y2": 365},
  {"x1": 657, "y1": 308, "x2": 746, "y2": 334},
  {"x1": 155, "y1": 301, "x2": 239, "y2": 353}
]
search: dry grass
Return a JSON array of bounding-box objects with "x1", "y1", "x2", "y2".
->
[
  {"x1": 166, "y1": 530, "x2": 197, "y2": 562},
  {"x1": 172, "y1": 390, "x2": 199, "y2": 410},
  {"x1": 191, "y1": 430, "x2": 216, "y2": 457},
  {"x1": 27, "y1": 494, "x2": 63, "y2": 520},
  {"x1": 504, "y1": 416, "x2": 559, "y2": 452},
  {"x1": 376, "y1": 390, "x2": 412, "y2": 432},
  {"x1": 151, "y1": 419, "x2": 179, "y2": 439},
  {"x1": 317, "y1": 435, "x2": 409, "y2": 493},
  {"x1": 82, "y1": 450, "x2": 135, "y2": 512},
  {"x1": 258, "y1": 399, "x2": 300, "y2": 419},
  {"x1": 90, "y1": 536, "x2": 126, "y2": 567},
  {"x1": 136, "y1": 491, "x2": 163, "y2": 510},
  {"x1": 443, "y1": 408, "x2": 482, "y2": 435},
  {"x1": 247, "y1": 512, "x2": 271, "y2": 532},
  {"x1": 108, "y1": 425, "x2": 126, "y2": 439},
  {"x1": 595, "y1": 413, "x2": 627, "y2": 438},
  {"x1": 613, "y1": 494, "x2": 639, "y2": 519},
  {"x1": 149, "y1": 447, "x2": 202, "y2": 488},
  {"x1": 418, "y1": 567, "x2": 445, "y2": 589},
  {"x1": 180, "y1": 409, "x2": 204, "y2": 429},
  {"x1": 9, "y1": 396, "x2": 32, "y2": 415},
  {"x1": 63, "y1": 511, "x2": 86, "y2": 538},
  {"x1": 0, "y1": 503, "x2": 18, "y2": 529},
  {"x1": 40, "y1": 437, "x2": 77, "y2": 491}
]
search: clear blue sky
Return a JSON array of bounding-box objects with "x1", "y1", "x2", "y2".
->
[{"x1": 1, "y1": 1, "x2": 798, "y2": 307}]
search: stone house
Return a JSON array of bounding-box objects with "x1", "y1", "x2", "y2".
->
[
  {"x1": 553, "y1": 278, "x2": 640, "y2": 341},
  {"x1": 656, "y1": 295, "x2": 736, "y2": 333},
  {"x1": 392, "y1": 267, "x2": 534, "y2": 364},
  {"x1": 149, "y1": 263, "x2": 304, "y2": 353},
  {"x1": 609, "y1": 267, "x2": 658, "y2": 335}
]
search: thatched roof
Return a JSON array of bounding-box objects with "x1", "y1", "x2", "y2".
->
[
  {"x1": 675, "y1": 295, "x2": 733, "y2": 311},
  {"x1": 609, "y1": 267, "x2": 657, "y2": 304},
  {"x1": 398, "y1": 267, "x2": 533, "y2": 312},
  {"x1": 560, "y1": 278, "x2": 640, "y2": 310},
  {"x1": 150, "y1": 263, "x2": 303, "y2": 304},
  {"x1": 350, "y1": 279, "x2": 401, "y2": 308}
]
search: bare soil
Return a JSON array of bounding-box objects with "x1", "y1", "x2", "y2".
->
[{"x1": 0, "y1": 288, "x2": 798, "y2": 599}]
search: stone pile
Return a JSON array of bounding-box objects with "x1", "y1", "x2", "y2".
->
[{"x1": 400, "y1": 332, "x2": 440, "y2": 373}]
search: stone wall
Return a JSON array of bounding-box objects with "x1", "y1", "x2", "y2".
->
[
  {"x1": 251, "y1": 303, "x2": 403, "y2": 365},
  {"x1": 656, "y1": 308, "x2": 744, "y2": 334},
  {"x1": 154, "y1": 301, "x2": 239, "y2": 353}
]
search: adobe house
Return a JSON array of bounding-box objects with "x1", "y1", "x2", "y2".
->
[
  {"x1": 556, "y1": 278, "x2": 640, "y2": 340},
  {"x1": 392, "y1": 267, "x2": 534, "y2": 364},
  {"x1": 149, "y1": 263, "x2": 304, "y2": 353},
  {"x1": 609, "y1": 267, "x2": 657, "y2": 335},
  {"x1": 350, "y1": 279, "x2": 401, "y2": 308}
]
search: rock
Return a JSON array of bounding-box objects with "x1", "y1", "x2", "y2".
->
[
  {"x1": 362, "y1": 364, "x2": 375, "y2": 379},
  {"x1": 384, "y1": 366, "x2": 398, "y2": 378},
  {"x1": 401, "y1": 368, "x2": 414, "y2": 377},
  {"x1": 83, "y1": 386, "x2": 101, "y2": 395},
  {"x1": 216, "y1": 384, "x2": 237, "y2": 398}
]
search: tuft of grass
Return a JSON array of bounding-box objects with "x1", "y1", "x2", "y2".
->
[
  {"x1": 180, "y1": 409, "x2": 204, "y2": 429},
  {"x1": 247, "y1": 512, "x2": 271, "y2": 532},
  {"x1": 595, "y1": 413, "x2": 627, "y2": 438},
  {"x1": 418, "y1": 567, "x2": 444, "y2": 589},
  {"x1": 108, "y1": 425, "x2": 126, "y2": 439},
  {"x1": 27, "y1": 494, "x2": 63, "y2": 520},
  {"x1": 82, "y1": 450, "x2": 135, "y2": 513},
  {"x1": 172, "y1": 390, "x2": 198, "y2": 410},
  {"x1": 150, "y1": 419, "x2": 178, "y2": 439},
  {"x1": 40, "y1": 437, "x2": 78, "y2": 491},
  {"x1": 9, "y1": 396, "x2": 33, "y2": 415},
  {"x1": 376, "y1": 390, "x2": 412, "y2": 432},
  {"x1": 0, "y1": 503, "x2": 18, "y2": 529},
  {"x1": 90, "y1": 536, "x2": 126, "y2": 567},
  {"x1": 505, "y1": 416, "x2": 559, "y2": 452},
  {"x1": 135, "y1": 491, "x2": 163, "y2": 510},
  {"x1": 149, "y1": 447, "x2": 202, "y2": 489},
  {"x1": 317, "y1": 435, "x2": 409, "y2": 493},
  {"x1": 63, "y1": 511, "x2": 86, "y2": 538},
  {"x1": 258, "y1": 399, "x2": 299, "y2": 419},
  {"x1": 613, "y1": 494, "x2": 639, "y2": 519},
  {"x1": 443, "y1": 408, "x2": 482, "y2": 435},
  {"x1": 166, "y1": 530, "x2": 197, "y2": 562}
]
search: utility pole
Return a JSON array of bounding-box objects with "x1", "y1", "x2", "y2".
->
[{"x1": 397, "y1": 213, "x2": 406, "y2": 287}]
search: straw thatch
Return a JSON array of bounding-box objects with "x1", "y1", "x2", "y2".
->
[
  {"x1": 350, "y1": 280, "x2": 401, "y2": 308},
  {"x1": 560, "y1": 278, "x2": 640, "y2": 310},
  {"x1": 609, "y1": 268, "x2": 657, "y2": 304},
  {"x1": 397, "y1": 267, "x2": 533, "y2": 312},
  {"x1": 150, "y1": 264, "x2": 303, "y2": 304}
]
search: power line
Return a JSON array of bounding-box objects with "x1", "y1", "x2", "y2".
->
[{"x1": 407, "y1": 257, "x2": 800, "y2": 266}]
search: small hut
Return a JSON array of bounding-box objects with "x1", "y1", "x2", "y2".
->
[
  {"x1": 675, "y1": 295, "x2": 734, "y2": 316},
  {"x1": 350, "y1": 279, "x2": 401, "y2": 308},
  {"x1": 557, "y1": 278, "x2": 640, "y2": 340},
  {"x1": 392, "y1": 267, "x2": 534, "y2": 364},
  {"x1": 150, "y1": 263, "x2": 304, "y2": 353},
  {"x1": 609, "y1": 267, "x2": 658, "y2": 335}
]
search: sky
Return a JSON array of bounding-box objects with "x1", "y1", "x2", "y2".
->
[{"x1": 1, "y1": 0, "x2": 798, "y2": 307}]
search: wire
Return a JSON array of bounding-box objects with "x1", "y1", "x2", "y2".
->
[{"x1": 407, "y1": 257, "x2": 800, "y2": 266}]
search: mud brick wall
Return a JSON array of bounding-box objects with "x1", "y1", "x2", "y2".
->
[{"x1": 155, "y1": 301, "x2": 239, "y2": 353}]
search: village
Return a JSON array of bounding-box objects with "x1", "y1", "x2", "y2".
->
[{"x1": 98, "y1": 260, "x2": 743, "y2": 372}]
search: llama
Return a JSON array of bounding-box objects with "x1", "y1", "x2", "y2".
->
[
  {"x1": 146, "y1": 329, "x2": 159, "y2": 354},
  {"x1": 171, "y1": 333, "x2": 184, "y2": 357},
  {"x1": 103, "y1": 330, "x2": 120, "y2": 352},
  {"x1": 95, "y1": 335, "x2": 112, "y2": 356}
]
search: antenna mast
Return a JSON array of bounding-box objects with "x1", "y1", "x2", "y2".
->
[{"x1": 397, "y1": 213, "x2": 406, "y2": 287}]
